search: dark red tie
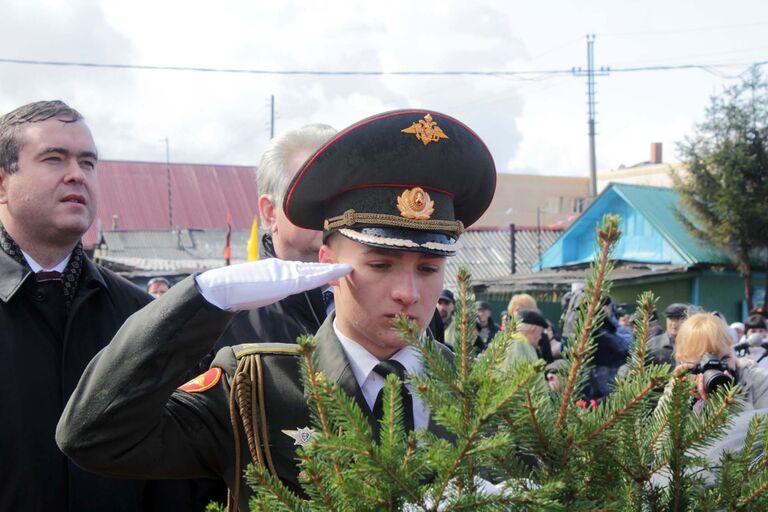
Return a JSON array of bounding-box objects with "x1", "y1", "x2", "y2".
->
[{"x1": 36, "y1": 270, "x2": 62, "y2": 282}]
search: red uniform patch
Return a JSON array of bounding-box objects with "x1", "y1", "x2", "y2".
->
[{"x1": 178, "y1": 367, "x2": 222, "y2": 393}]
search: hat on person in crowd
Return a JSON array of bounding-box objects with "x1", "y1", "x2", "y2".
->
[
  {"x1": 476, "y1": 301, "x2": 492, "y2": 311},
  {"x1": 517, "y1": 308, "x2": 549, "y2": 329},
  {"x1": 439, "y1": 289, "x2": 455, "y2": 303},
  {"x1": 664, "y1": 303, "x2": 690, "y2": 320},
  {"x1": 283, "y1": 109, "x2": 497, "y2": 257},
  {"x1": 745, "y1": 314, "x2": 767, "y2": 331}
]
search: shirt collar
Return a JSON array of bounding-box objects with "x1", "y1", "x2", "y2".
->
[
  {"x1": 333, "y1": 318, "x2": 423, "y2": 388},
  {"x1": 21, "y1": 250, "x2": 70, "y2": 273}
]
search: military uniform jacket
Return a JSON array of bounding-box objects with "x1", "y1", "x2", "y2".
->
[
  {"x1": 0, "y1": 247, "x2": 160, "y2": 511},
  {"x1": 58, "y1": 275, "x2": 453, "y2": 511}
]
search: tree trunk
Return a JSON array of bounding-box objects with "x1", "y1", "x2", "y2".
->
[{"x1": 741, "y1": 247, "x2": 754, "y2": 313}]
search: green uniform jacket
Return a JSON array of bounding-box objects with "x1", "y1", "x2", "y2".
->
[{"x1": 58, "y1": 275, "x2": 452, "y2": 511}]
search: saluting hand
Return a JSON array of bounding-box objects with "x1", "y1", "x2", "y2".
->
[{"x1": 196, "y1": 259, "x2": 352, "y2": 311}]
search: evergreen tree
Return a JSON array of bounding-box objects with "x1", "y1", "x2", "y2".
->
[
  {"x1": 207, "y1": 215, "x2": 768, "y2": 512},
  {"x1": 673, "y1": 67, "x2": 768, "y2": 311}
]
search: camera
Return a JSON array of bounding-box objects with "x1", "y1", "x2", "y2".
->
[{"x1": 689, "y1": 353, "x2": 733, "y2": 395}]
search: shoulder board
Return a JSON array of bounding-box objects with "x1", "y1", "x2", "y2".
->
[{"x1": 233, "y1": 343, "x2": 302, "y2": 359}]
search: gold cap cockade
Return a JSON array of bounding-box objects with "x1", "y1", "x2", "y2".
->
[{"x1": 396, "y1": 187, "x2": 435, "y2": 220}]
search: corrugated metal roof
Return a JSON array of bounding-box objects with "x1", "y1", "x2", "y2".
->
[
  {"x1": 96, "y1": 227, "x2": 562, "y2": 290},
  {"x1": 444, "y1": 227, "x2": 563, "y2": 291},
  {"x1": 480, "y1": 263, "x2": 690, "y2": 294},
  {"x1": 96, "y1": 229, "x2": 251, "y2": 273},
  {"x1": 83, "y1": 160, "x2": 258, "y2": 248}
]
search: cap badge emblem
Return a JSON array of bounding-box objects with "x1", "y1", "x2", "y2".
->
[
  {"x1": 397, "y1": 187, "x2": 435, "y2": 220},
  {"x1": 282, "y1": 427, "x2": 318, "y2": 446},
  {"x1": 401, "y1": 113, "x2": 449, "y2": 146}
]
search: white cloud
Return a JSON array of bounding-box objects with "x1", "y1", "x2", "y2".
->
[{"x1": 0, "y1": 0, "x2": 763, "y2": 176}]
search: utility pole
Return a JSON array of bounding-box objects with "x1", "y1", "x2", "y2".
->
[
  {"x1": 572, "y1": 35, "x2": 609, "y2": 197},
  {"x1": 270, "y1": 94, "x2": 275, "y2": 139},
  {"x1": 536, "y1": 207, "x2": 542, "y2": 263},
  {"x1": 164, "y1": 137, "x2": 173, "y2": 228}
]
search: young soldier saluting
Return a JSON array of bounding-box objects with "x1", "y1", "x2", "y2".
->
[{"x1": 57, "y1": 109, "x2": 497, "y2": 510}]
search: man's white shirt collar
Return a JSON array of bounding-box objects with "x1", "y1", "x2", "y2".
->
[
  {"x1": 22, "y1": 250, "x2": 70, "y2": 274},
  {"x1": 333, "y1": 318, "x2": 428, "y2": 429}
]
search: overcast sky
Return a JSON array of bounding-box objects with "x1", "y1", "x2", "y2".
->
[{"x1": 1, "y1": 0, "x2": 766, "y2": 176}]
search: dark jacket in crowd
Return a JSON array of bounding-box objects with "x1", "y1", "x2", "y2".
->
[
  {"x1": 475, "y1": 318, "x2": 501, "y2": 353},
  {"x1": 0, "y1": 245, "x2": 194, "y2": 511},
  {"x1": 585, "y1": 315, "x2": 631, "y2": 400}
]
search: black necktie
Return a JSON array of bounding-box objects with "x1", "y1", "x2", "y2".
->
[{"x1": 372, "y1": 360, "x2": 414, "y2": 434}]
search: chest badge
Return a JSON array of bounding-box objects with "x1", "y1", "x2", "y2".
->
[{"x1": 282, "y1": 427, "x2": 318, "y2": 446}]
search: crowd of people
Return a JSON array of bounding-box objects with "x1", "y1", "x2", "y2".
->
[
  {"x1": 2, "y1": 98, "x2": 766, "y2": 511},
  {"x1": 436, "y1": 284, "x2": 768, "y2": 407}
]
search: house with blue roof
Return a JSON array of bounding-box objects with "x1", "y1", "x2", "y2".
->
[{"x1": 532, "y1": 183, "x2": 764, "y2": 323}]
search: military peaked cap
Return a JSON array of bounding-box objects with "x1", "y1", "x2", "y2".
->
[{"x1": 283, "y1": 109, "x2": 496, "y2": 256}]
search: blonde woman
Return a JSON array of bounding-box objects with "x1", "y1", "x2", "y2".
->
[{"x1": 675, "y1": 312, "x2": 768, "y2": 409}]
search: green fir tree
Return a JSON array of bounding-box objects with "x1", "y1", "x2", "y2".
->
[
  {"x1": 673, "y1": 67, "x2": 768, "y2": 311},
  {"x1": 222, "y1": 215, "x2": 768, "y2": 511}
]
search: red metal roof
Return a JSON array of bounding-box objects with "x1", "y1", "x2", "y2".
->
[{"x1": 83, "y1": 160, "x2": 258, "y2": 248}]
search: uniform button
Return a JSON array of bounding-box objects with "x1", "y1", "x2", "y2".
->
[{"x1": 34, "y1": 290, "x2": 46, "y2": 302}]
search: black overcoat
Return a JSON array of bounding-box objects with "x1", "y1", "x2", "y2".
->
[{"x1": 0, "y1": 248, "x2": 159, "y2": 511}]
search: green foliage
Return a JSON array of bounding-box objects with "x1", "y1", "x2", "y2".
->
[
  {"x1": 673, "y1": 67, "x2": 768, "y2": 310},
  {"x1": 245, "y1": 215, "x2": 768, "y2": 511}
]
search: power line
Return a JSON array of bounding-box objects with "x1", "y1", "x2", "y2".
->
[
  {"x1": 0, "y1": 57, "x2": 570, "y2": 77},
  {"x1": 0, "y1": 56, "x2": 765, "y2": 78}
]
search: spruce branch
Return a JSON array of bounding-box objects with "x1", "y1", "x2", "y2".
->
[
  {"x1": 556, "y1": 214, "x2": 622, "y2": 428},
  {"x1": 576, "y1": 377, "x2": 665, "y2": 447},
  {"x1": 525, "y1": 391, "x2": 550, "y2": 453},
  {"x1": 627, "y1": 292, "x2": 658, "y2": 379},
  {"x1": 297, "y1": 337, "x2": 345, "y2": 482}
]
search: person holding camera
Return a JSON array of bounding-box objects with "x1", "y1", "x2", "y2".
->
[
  {"x1": 675, "y1": 312, "x2": 768, "y2": 410},
  {"x1": 732, "y1": 314, "x2": 768, "y2": 366}
]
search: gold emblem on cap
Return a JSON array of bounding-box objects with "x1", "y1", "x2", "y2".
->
[
  {"x1": 401, "y1": 113, "x2": 449, "y2": 146},
  {"x1": 397, "y1": 187, "x2": 435, "y2": 220}
]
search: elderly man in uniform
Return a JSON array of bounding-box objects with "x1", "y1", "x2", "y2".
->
[{"x1": 57, "y1": 109, "x2": 497, "y2": 510}]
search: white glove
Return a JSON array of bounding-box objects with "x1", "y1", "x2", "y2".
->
[{"x1": 195, "y1": 259, "x2": 351, "y2": 311}]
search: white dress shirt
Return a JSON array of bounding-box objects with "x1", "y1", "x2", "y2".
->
[
  {"x1": 334, "y1": 319, "x2": 429, "y2": 430},
  {"x1": 22, "y1": 250, "x2": 70, "y2": 273}
]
